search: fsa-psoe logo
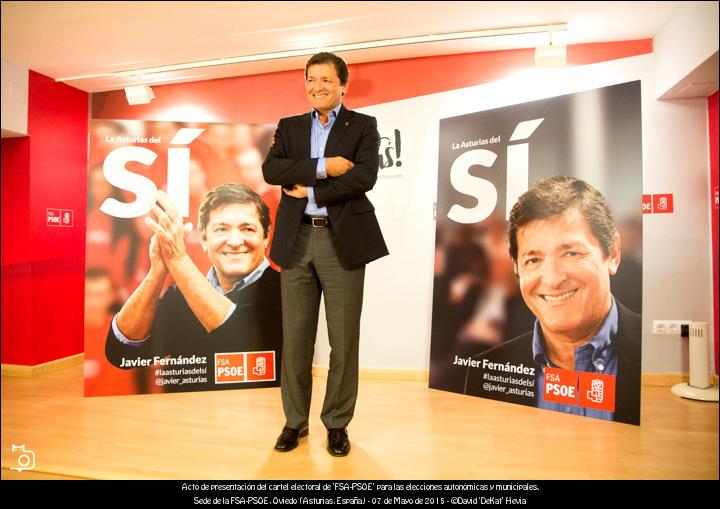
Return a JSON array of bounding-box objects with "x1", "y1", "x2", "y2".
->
[
  {"x1": 215, "y1": 351, "x2": 276, "y2": 384},
  {"x1": 47, "y1": 209, "x2": 73, "y2": 227},
  {"x1": 247, "y1": 352, "x2": 275, "y2": 382},
  {"x1": 543, "y1": 367, "x2": 578, "y2": 406},
  {"x1": 578, "y1": 372, "x2": 616, "y2": 412}
]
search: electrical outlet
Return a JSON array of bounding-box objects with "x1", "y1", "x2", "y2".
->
[
  {"x1": 653, "y1": 320, "x2": 691, "y2": 335},
  {"x1": 653, "y1": 320, "x2": 668, "y2": 334}
]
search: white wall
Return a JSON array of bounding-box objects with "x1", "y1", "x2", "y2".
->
[
  {"x1": 1, "y1": 57, "x2": 28, "y2": 137},
  {"x1": 309, "y1": 54, "x2": 712, "y2": 375},
  {"x1": 654, "y1": 1, "x2": 719, "y2": 98}
]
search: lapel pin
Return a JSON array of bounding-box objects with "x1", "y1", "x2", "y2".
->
[{"x1": 345, "y1": 121, "x2": 349, "y2": 126}]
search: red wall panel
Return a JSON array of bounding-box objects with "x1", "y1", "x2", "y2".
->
[
  {"x1": 0, "y1": 265, "x2": 33, "y2": 365},
  {"x1": 1, "y1": 71, "x2": 88, "y2": 366},
  {"x1": 1, "y1": 137, "x2": 31, "y2": 266},
  {"x1": 28, "y1": 71, "x2": 88, "y2": 264},
  {"x1": 2, "y1": 127, "x2": 32, "y2": 365},
  {"x1": 708, "y1": 91, "x2": 718, "y2": 374},
  {"x1": 29, "y1": 260, "x2": 86, "y2": 364}
]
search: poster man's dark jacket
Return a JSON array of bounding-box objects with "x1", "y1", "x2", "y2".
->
[
  {"x1": 262, "y1": 105, "x2": 388, "y2": 267},
  {"x1": 105, "y1": 268, "x2": 283, "y2": 393},
  {"x1": 465, "y1": 300, "x2": 641, "y2": 424}
]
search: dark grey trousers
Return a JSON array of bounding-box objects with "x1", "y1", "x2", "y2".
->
[{"x1": 280, "y1": 223, "x2": 365, "y2": 430}]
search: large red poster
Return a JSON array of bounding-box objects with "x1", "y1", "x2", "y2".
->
[
  {"x1": 84, "y1": 120, "x2": 283, "y2": 396},
  {"x1": 430, "y1": 82, "x2": 643, "y2": 425}
]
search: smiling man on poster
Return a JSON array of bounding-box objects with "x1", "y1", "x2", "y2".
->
[
  {"x1": 104, "y1": 183, "x2": 282, "y2": 393},
  {"x1": 465, "y1": 176, "x2": 641, "y2": 424}
]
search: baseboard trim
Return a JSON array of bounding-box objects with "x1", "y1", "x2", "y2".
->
[
  {"x1": 312, "y1": 366, "x2": 429, "y2": 382},
  {"x1": 1, "y1": 354, "x2": 84, "y2": 378},
  {"x1": 641, "y1": 373, "x2": 720, "y2": 387},
  {"x1": 642, "y1": 373, "x2": 688, "y2": 386}
]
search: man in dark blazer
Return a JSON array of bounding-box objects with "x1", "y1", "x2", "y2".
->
[
  {"x1": 262, "y1": 52, "x2": 388, "y2": 456},
  {"x1": 464, "y1": 177, "x2": 641, "y2": 425},
  {"x1": 105, "y1": 183, "x2": 282, "y2": 393}
]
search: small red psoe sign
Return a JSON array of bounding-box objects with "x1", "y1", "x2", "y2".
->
[
  {"x1": 215, "y1": 351, "x2": 276, "y2": 384},
  {"x1": 642, "y1": 194, "x2": 674, "y2": 214},
  {"x1": 652, "y1": 193, "x2": 674, "y2": 214},
  {"x1": 47, "y1": 208, "x2": 74, "y2": 227}
]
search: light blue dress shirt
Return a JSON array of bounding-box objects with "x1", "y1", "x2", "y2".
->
[
  {"x1": 112, "y1": 257, "x2": 270, "y2": 345},
  {"x1": 532, "y1": 296, "x2": 619, "y2": 420},
  {"x1": 305, "y1": 102, "x2": 343, "y2": 216}
]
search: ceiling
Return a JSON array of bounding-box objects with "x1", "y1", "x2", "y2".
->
[{"x1": 1, "y1": 1, "x2": 682, "y2": 93}]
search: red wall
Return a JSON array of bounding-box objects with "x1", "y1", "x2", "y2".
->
[
  {"x1": 1, "y1": 71, "x2": 88, "y2": 365},
  {"x1": 708, "y1": 91, "x2": 719, "y2": 375},
  {"x1": 3, "y1": 41, "x2": 656, "y2": 367},
  {"x1": 1, "y1": 136, "x2": 32, "y2": 363}
]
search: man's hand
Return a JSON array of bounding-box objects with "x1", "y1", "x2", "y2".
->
[
  {"x1": 283, "y1": 184, "x2": 308, "y2": 199},
  {"x1": 326, "y1": 156, "x2": 354, "y2": 177},
  {"x1": 116, "y1": 231, "x2": 170, "y2": 342},
  {"x1": 146, "y1": 189, "x2": 234, "y2": 333},
  {"x1": 148, "y1": 234, "x2": 169, "y2": 278},
  {"x1": 145, "y1": 190, "x2": 189, "y2": 263}
]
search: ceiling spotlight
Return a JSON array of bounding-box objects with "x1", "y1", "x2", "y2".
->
[
  {"x1": 535, "y1": 31, "x2": 566, "y2": 67},
  {"x1": 124, "y1": 84, "x2": 155, "y2": 105}
]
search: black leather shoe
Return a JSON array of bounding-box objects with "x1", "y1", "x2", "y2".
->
[
  {"x1": 327, "y1": 428, "x2": 350, "y2": 457},
  {"x1": 274, "y1": 425, "x2": 308, "y2": 452}
]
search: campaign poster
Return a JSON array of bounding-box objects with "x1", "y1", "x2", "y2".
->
[
  {"x1": 84, "y1": 120, "x2": 283, "y2": 396},
  {"x1": 430, "y1": 81, "x2": 643, "y2": 425}
]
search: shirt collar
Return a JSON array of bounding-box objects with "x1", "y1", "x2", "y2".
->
[
  {"x1": 311, "y1": 102, "x2": 342, "y2": 122},
  {"x1": 532, "y1": 295, "x2": 619, "y2": 368},
  {"x1": 206, "y1": 257, "x2": 270, "y2": 296}
]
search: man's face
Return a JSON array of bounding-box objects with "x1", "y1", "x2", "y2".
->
[
  {"x1": 515, "y1": 210, "x2": 620, "y2": 342},
  {"x1": 201, "y1": 202, "x2": 268, "y2": 289},
  {"x1": 305, "y1": 63, "x2": 346, "y2": 114}
]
